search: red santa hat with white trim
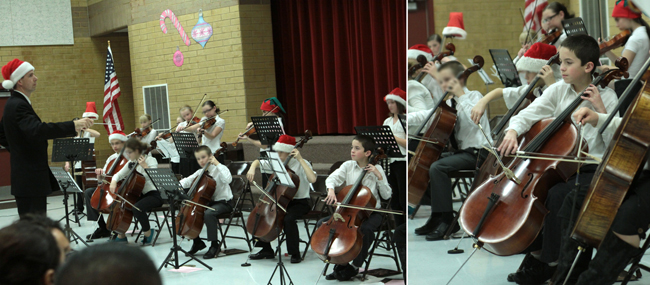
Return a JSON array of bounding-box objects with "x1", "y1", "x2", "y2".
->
[
  {"x1": 442, "y1": 12, "x2": 467, "y2": 40},
  {"x1": 384, "y1": 88, "x2": 406, "y2": 107},
  {"x1": 2, "y1": 59, "x2": 34, "y2": 90},
  {"x1": 515, "y1": 42, "x2": 557, "y2": 73},
  {"x1": 108, "y1": 130, "x2": 128, "y2": 142},
  {"x1": 83, "y1": 102, "x2": 99, "y2": 120},
  {"x1": 407, "y1": 44, "x2": 433, "y2": 61},
  {"x1": 273, "y1": 135, "x2": 296, "y2": 153}
]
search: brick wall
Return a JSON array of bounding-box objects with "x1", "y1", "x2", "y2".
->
[
  {"x1": 0, "y1": 0, "x2": 134, "y2": 167},
  {"x1": 128, "y1": 2, "x2": 276, "y2": 142}
]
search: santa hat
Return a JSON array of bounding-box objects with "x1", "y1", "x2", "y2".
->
[
  {"x1": 82, "y1": 102, "x2": 99, "y2": 120},
  {"x1": 273, "y1": 135, "x2": 295, "y2": 153},
  {"x1": 108, "y1": 130, "x2": 127, "y2": 142},
  {"x1": 515, "y1": 43, "x2": 557, "y2": 73},
  {"x1": 612, "y1": 0, "x2": 642, "y2": 19},
  {"x1": 384, "y1": 88, "x2": 406, "y2": 107},
  {"x1": 2, "y1": 59, "x2": 34, "y2": 90},
  {"x1": 442, "y1": 12, "x2": 467, "y2": 40},
  {"x1": 260, "y1": 97, "x2": 286, "y2": 113},
  {"x1": 407, "y1": 44, "x2": 433, "y2": 61}
]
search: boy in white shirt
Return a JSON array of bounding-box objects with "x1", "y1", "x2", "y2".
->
[
  {"x1": 246, "y1": 135, "x2": 316, "y2": 264},
  {"x1": 499, "y1": 34, "x2": 619, "y2": 284},
  {"x1": 408, "y1": 60, "x2": 492, "y2": 241},
  {"x1": 181, "y1": 145, "x2": 233, "y2": 259},
  {"x1": 317, "y1": 135, "x2": 391, "y2": 281}
]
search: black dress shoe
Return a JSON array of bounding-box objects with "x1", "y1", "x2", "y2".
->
[
  {"x1": 86, "y1": 228, "x2": 111, "y2": 240},
  {"x1": 513, "y1": 262, "x2": 556, "y2": 285},
  {"x1": 186, "y1": 239, "x2": 207, "y2": 256},
  {"x1": 425, "y1": 221, "x2": 459, "y2": 241},
  {"x1": 507, "y1": 253, "x2": 545, "y2": 282},
  {"x1": 337, "y1": 264, "x2": 359, "y2": 281},
  {"x1": 249, "y1": 250, "x2": 275, "y2": 260},
  {"x1": 290, "y1": 254, "x2": 302, "y2": 263},
  {"x1": 325, "y1": 265, "x2": 342, "y2": 280},
  {"x1": 414, "y1": 215, "x2": 441, "y2": 235},
  {"x1": 203, "y1": 246, "x2": 220, "y2": 259}
]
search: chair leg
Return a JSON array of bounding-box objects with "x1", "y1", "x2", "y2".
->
[
  {"x1": 301, "y1": 219, "x2": 313, "y2": 260},
  {"x1": 216, "y1": 220, "x2": 226, "y2": 249},
  {"x1": 362, "y1": 231, "x2": 382, "y2": 281},
  {"x1": 239, "y1": 215, "x2": 253, "y2": 251}
]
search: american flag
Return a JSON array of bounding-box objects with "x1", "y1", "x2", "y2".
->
[
  {"x1": 524, "y1": 0, "x2": 548, "y2": 33},
  {"x1": 103, "y1": 46, "x2": 124, "y2": 134}
]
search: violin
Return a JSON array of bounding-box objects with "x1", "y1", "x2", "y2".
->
[
  {"x1": 540, "y1": 29, "x2": 563, "y2": 45},
  {"x1": 246, "y1": 131, "x2": 313, "y2": 243},
  {"x1": 469, "y1": 54, "x2": 561, "y2": 194},
  {"x1": 106, "y1": 141, "x2": 157, "y2": 234},
  {"x1": 599, "y1": 30, "x2": 631, "y2": 55},
  {"x1": 90, "y1": 145, "x2": 127, "y2": 213},
  {"x1": 232, "y1": 124, "x2": 256, "y2": 147},
  {"x1": 407, "y1": 56, "x2": 484, "y2": 216},
  {"x1": 459, "y1": 58, "x2": 629, "y2": 256},
  {"x1": 310, "y1": 148, "x2": 387, "y2": 264},
  {"x1": 175, "y1": 142, "x2": 229, "y2": 239},
  {"x1": 159, "y1": 117, "x2": 201, "y2": 140},
  {"x1": 129, "y1": 118, "x2": 160, "y2": 138},
  {"x1": 571, "y1": 57, "x2": 650, "y2": 248}
]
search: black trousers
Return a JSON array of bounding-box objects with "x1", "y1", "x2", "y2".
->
[
  {"x1": 317, "y1": 212, "x2": 383, "y2": 267},
  {"x1": 611, "y1": 170, "x2": 650, "y2": 237},
  {"x1": 74, "y1": 174, "x2": 84, "y2": 211},
  {"x1": 256, "y1": 198, "x2": 311, "y2": 256},
  {"x1": 529, "y1": 166, "x2": 597, "y2": 263},
  {"x1": 15, "y1": 196, "x2": 47, "y2": 217},
  {"x1": 132, "y1": 191, "x2": 163, "y2": 232},
  {"x1": 389, "y1": 161, "x2": 406, "y2": 227}
]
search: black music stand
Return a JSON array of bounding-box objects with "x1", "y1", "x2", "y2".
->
[
  {"x1": 248, "y1": 151, "x2": 295, "y2": 285},
  {"x1": 490, "y1": 49, "x2": 522, "y2": 88},
  {"x1": 355, "y1": 126, "x2": 403, "y2": 158},
  {"x1": 563, "y1": 17, "x2": 589, "y2": 37},
  {"x1": 251, "y1": 116, "x2": 284, "y2": 149},
  {"x1": 171, "y1": 132, "x2": 200, "y2": 159},
  {"x1": 51, "y1": 138, "x2": 92, "y2": 246},
  {"x1": 146, "y1": 168, "x2": 213, "y2": 272}
]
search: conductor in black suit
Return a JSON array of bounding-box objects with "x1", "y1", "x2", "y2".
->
[{"x1": 0, "y1": 58, "x2": 93, "y2": 216}]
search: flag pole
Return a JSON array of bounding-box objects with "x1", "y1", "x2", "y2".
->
[{"x1": 108, "y1": 40, "x2": 110, "y2": 48}]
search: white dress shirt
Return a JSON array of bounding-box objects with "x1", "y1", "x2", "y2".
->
[
  {"x1": 112, "y1": 155, "x2": 159, "y2": 194},
  {"x1": 502, "y1": 85, "x2": 546, "y2": 110},
  {"x1": 623, "y1": 26, "x2": 650, "y2": 79},
  {"x1": 180, "y1": 163, "x2": 233, "y2": 201},
  {"x1": 408, "y1": 87, "x2": 493, "y2": 150},
  {"x1": 595, "y1": 113, "x2": 650, "y2": 170},
  {"x1": 507, "y1": 80, "x2": 619, "y2": 160},
  {"x1": 285, "y1": 158, "x2": 316, "y2": 199},
  {"x1": 383, "y1": 116, "x2": 406, "y2": 162},
  {"x1": 139, "y1": 129, "x2": 158, "y2": 146},
  {"x1": 325, "y1": 160, "x2": 391, "y2": 208},
  {"x1": 201, "y1": 115, "x2": 226, "y2": 153}
]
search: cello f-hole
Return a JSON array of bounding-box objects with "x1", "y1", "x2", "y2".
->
[{"x1": 521, "y1": 173, "x2": 534, "y2": 199}]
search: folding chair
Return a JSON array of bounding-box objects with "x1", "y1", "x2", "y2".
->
[
  {"x1": 215, "y1": 167, "x2": 254, "y2": 251},
  {"x1": 621, "y1": 235, "x2": 650, "y2": 284},
  {"x1": 295, "y1": 174, "x2": 332, "y2": 259}
]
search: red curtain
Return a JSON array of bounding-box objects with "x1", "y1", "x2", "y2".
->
[{"x1": 271, "y1": 0, "x2": 406, "y2": 135}]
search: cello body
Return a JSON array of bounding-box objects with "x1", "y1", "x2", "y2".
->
[
  {"x1": 246, "y1": 171, "x2": 301, "y2": 242},
  {"x1": 91, "y1": 153, "x2": 127, "y2": 213},
  {"x1": 460, "y1": 118, "x2": 582, "y2": 255},
  {"x1": 571, "y1": 81, "x2": 650, "y2": 248},
  {"x1": 310, "y1": 184, "x2": 377, "y2": 264},
  {"x1": 176, "y1": 174, "x2": 216, "y2": 239},
  {"x1": 106, "y1": 170, "x2": 146, "y2": 234},
  {"x1": 407, "y1": 104, "x2": 457, "y2": 209}
]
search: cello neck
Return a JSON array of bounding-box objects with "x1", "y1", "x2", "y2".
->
[{"x1": 188, "y1": 160, "x2": 211, "y2": 196}]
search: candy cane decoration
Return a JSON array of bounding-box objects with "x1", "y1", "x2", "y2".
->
[{"x1": 160, "y1": 9, "x2": 190, "y2": 47}]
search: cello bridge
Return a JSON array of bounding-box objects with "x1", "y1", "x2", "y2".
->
[
  {"x1": 504, "y1": 168, "x2": 521, "y2": 184},
  {"x1": 333, "y1": 213, "x2": 345, "y2": 223}
]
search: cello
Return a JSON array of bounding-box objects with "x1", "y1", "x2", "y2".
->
[
  {"x1": 310, "y1": 148, "x2": 387, "y2": 264},
  {"x1": 469, "y1": 54, "x2": 561, "y2": 193},
  {"x1": 408, "y1": 43, "x2": 455, "y2": 79},
  {"x1": 246, "y1": 131, "x2": 312, "y2": 243},
  {"x1": 106, "y1": 141, "x2": 157, "y2": 234},
  {"x1": 570, "y1": 59, "x2": 650, "y2": 248},
  {"x1": 407, "y1": 56, "x2": 484, "y2": 214},
  {"x1": 459, "y1": 58, "x2": 629, "y2": 256},
  {"x1": 175, "y1": 142, "x2": 228, "y2": 239},
  {"x1": 90, "y1": 145, "x2": 127, "y2": 213}
]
